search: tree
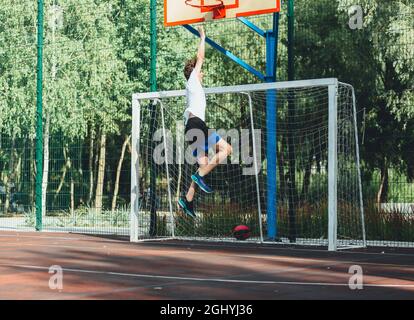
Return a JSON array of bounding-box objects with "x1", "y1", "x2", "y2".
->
[{"x1": 0, "y1": 1, "x2": 37, "y2": 214}]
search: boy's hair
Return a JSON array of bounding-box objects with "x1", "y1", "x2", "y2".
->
[{"x1": 184, "y1": 57, "x2": 197, "y2": 81}]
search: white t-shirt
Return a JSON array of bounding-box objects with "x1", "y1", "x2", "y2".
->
[{"x1": 184, "y1": 70, "x2": 206, "y2": 124}]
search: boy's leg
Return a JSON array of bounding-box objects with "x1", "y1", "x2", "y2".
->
[
  {"x1": 198, "y1": 139, "x2": 232, "y2": 177},
  {"x1": 186, "y1": 181, "x2": 196, "y2": 202},
  {"x1": 191, "y1": 153, "x2": 215, "y2": 193},
  {"x1": 179, "y1": 181, "x2": 196, "y2": 218},
  {"x1": 186, "y1": 155, "x2": 208, "y2": 201},
  {"x1": 179, "y1": 155, "x2": 209, "y2": 218}
]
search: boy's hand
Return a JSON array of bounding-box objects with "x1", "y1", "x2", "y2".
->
[{"x1": 198, "y1": 26, "x2": 206, "y2": 40}]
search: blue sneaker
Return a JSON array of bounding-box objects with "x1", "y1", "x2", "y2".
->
[
  {"x1": 191, "y1": 172, "x2": 213, "y2": 194},
  {"x1": 178, "y1": 198, "x2": 196, "y2": 219}
]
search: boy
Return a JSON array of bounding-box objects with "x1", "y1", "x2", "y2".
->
[{"x1": 178, "y1": 26, "x2": 233, "y2": 218}]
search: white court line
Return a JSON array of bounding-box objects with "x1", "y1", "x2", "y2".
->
[
  {"x1": 0, "y1": 243, "x2": 413, "y2": 271},
  {"x1": 0, "y1": 242, "x2": 414, "y2": 270},
  {"x1": 1, "y1": 263, "x2": 413, "y2": 288}
]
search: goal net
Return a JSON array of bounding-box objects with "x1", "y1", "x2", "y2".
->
[{"x1": 131, "y1": 78, "x2": 366, "y2": 251}]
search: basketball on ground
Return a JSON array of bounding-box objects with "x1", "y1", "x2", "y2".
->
[{"x1": 233, "y1": 225, "x2": 251, "y2": 240}]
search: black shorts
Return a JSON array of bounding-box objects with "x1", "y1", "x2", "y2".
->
[{"x1": 185, "y1": 117, "x2": 221, "y2": 157}]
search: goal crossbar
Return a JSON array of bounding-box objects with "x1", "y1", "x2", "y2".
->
[{"x1": 133, "y1": 78, "x2": 339, "y2": 100}]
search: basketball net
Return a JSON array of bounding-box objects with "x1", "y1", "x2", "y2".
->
[{"x1": 185, "y1": 0, "x2": 226, "y2": 19}]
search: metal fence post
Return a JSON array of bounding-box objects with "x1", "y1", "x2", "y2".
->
[{"x1": 35, "y1": 0, "x2": 44, "y2": 231}]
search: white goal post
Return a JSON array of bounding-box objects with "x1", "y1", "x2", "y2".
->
[{"x1": 131, "y1": 78, "x2": 366, "y2": 251}]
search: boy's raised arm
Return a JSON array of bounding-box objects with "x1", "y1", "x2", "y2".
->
[{"x1": 195, "y1": 26, "x2": 206, "y2": 73}]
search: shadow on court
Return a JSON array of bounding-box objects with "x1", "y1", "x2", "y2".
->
[{"x1": 0, "y1": 231, "x2": 413, "y2": 300}]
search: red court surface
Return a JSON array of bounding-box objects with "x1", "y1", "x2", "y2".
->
[{"x1": 0, "y1": 231, "x2": 413, "y2": 300}]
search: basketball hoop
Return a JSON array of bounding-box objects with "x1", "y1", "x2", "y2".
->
[{"x1": 185, "y1": 0, "x2": 226, "y2": 19}]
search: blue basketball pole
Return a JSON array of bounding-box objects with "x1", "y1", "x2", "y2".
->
[{"x1": 265, "y1": 13, "x2": 279, "y2": 240}]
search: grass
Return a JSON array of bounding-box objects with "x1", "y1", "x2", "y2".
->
[
  {"x1": 174, "y1": 202, "x2": 261, "y2": 239},
  {"x1": 365, "y1": 201, "x2": 414, "y2": 242},
  {"x1": 8, "y1": 198, "x2": 414, "y2": 244},
  {"x1": 174, "y1": 199, "x2": 414, "y2": 243},
  {"x1": 22, "y1": 205, "x2": 130, "y2": 229},
  {"x1": 24, "y1": 208, "x2": 36, "y2": 227}
]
